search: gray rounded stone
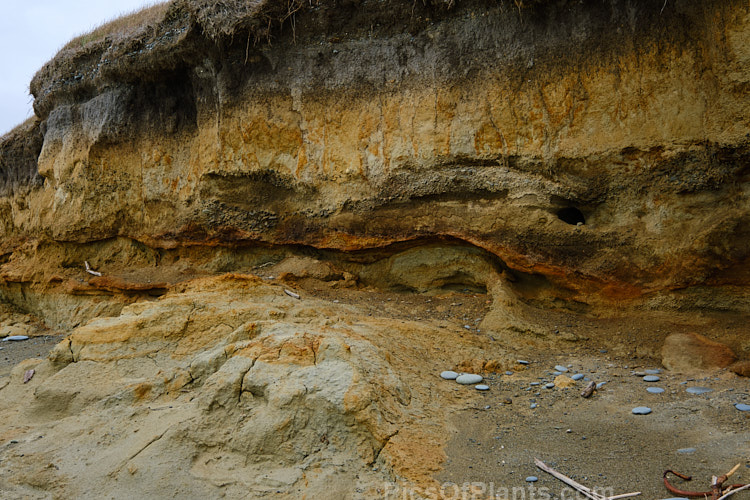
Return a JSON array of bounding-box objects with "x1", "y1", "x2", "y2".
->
[
  {"x1": 596, "y1": 381, "x2": 607, "y2": 389},
  {"x1": 632, "y1": 406, "x2": 652, "y2": 415},
  {"x1": 677, "y1": 448, "x2": 696, "y2": 454},
  {"x1": 505, "y1": 371, "x2": 513, "y2": 376},
  {"x1": 440, "y1": 371, "x2": 459, "y2": 380},
  {"x1": 530, "y1": 403, "x2": 538, "y2": 409},
  {"x1": 517, "y1": 360, "x2": 530, "y2": 365},
  {"x1": 643, "y1": 375, "x2": 661, "y2": 382},
  {"x1": 544, "y1": 383, "x2": 555, "y2": 389},
  {"x1": 525, "y1": 476, "x2": 538, "y2": 482},
  {"x1": 571, "y1": 374, "x2": 584, "y2": 381},
  {"x1": 554, "y1": 365, "x2": 568, "y2": 372},
  {"x1": 735, "y1": 403, "x2": 750, "y2": 412},
  {"x1": 686, "y1": 386, "x2": 712, "y2": 395},
  {"x1": 645, "y1": 369, "x2": 662, "y2": 374},
  {"x1": 647, "y1": 387, "x2": 665, "y2": 394},
  {"x1": 2, "y1": 335, "x2": 29, "y2": 342},
  {"x1": 456, "y1": 374, "x2": 483, "y2": 385},
  {"x1": 475, "y1": 384, "x2": 490, "y2": 391}
]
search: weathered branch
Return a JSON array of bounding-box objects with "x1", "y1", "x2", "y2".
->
[{"x1": 85, "y1": 261, "x2": 102, "y2": 276}]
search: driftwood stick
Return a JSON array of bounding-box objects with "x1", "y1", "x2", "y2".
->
[
  {"x1": 724, "y1": 464, "x2": 742, "y2": 480},
  {"x1": 581, "y1": 381, "x2": 596, "y2": 398},
  {"x1": 84, "y1": 261, "x2": 102, "y2": 277},
  {"x1": 535, "y1": 458, "x2": 641, "y2": 500},
  {"x1": 606, "y1": 492, "x2": 643, "y2": 500},
  {"x1": 284, "y1": 289, "x2": 300, "y2": 299},
  {"x1": 535, "y1": 458, "x2": 601, "y2": 500},
  {"x1": 718, "y1": 483, "x2": 750, "y2": 500}
]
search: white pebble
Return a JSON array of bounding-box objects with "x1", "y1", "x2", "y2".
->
[
  {"x1": 440, "y1": 371, "x2": 459, "y2": 380},
  {"x1": 2, "y1": 335, "x2": 29, "y2": 342},
  {"x1": 475, "y1": 384, "x2": 489, "y2": 391},
  {"x1": 456, "y1": 374, "x2": 483, "y2": 385}
]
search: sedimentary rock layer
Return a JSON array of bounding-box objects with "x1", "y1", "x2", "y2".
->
[
  {"x1": 1, "y1": 0, "x2": 748, "y2": 309},
  {"x1": 16, "y1": 0, "x2": 750, "y2": 309}
]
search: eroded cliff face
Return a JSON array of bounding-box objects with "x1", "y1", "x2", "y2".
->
[
  {"x1": 0, "y1": 0, "x2": 749, "y2": 497},
  {"x1": 1, "y1": 0, "x2": 746, "y2": 311}
]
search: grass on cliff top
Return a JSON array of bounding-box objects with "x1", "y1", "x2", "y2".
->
[{"x1": 62, "y1": 1, "x2": 172, "y2": 51}]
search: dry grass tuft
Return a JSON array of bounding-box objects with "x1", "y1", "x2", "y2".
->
[{"x1": 62, "y1": 1, "x2": 172, "y2": 51}]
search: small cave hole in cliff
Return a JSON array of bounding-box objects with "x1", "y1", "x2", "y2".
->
[{"x1": 556, "y1": 207, "x2": 585, "y2": 225}]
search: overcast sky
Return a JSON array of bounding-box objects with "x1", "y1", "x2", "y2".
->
[{"x1": 0, "y1": 1, "x2": 163, "y2": 136}]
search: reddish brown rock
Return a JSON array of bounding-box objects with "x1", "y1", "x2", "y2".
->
[
  {"x1": 729, "y1": 360, "x2": 750, "y2": 378},
  {"x1": 661, "y1": 332, "x2": 738, "y2": 373},
  {"x1": 455, "y1": 359, "x2": 485, "y2": 374},
  {"x1": 456, "y1": 358, "x2": 513, "y2": 374}
]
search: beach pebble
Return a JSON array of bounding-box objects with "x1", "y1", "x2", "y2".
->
[
  {"x1": 530, "y1": 403, "x2": 538, "y2": 409},
  {"x1": 530, "y1": 382, "x2": 540, "y2": 386},
  {"x1": 456, "y1": 374, "x2": 483, "y2": 385},
  {"x1": 735, "y1": 403, "x2": 750, "y2": 412},
  {"x1": 475, "y1": 384, "x2": 489, "y2": 391},
  {"x1": 632, "y1": 406, "x2": 652, "y2": 415},
  {"x1": 1, "y1": 335, "x2": 29, "y2": 342},
  {"x1": 645, "y1": 369, "x2": 661, "y2": 374},
  {"x1": 525, "y1": 476, "x2": 538, "y2": 483},
  {"x1": 571, "y1": 374, "x2": 584, "y2": 381},
  {"x1": 596, "y1": 381, "x2": 607, "y2": 389},
  {"x1": 686, "y1": 387, "x2": 712, "y2": 395},
  {"x1": 544, "y1": 383, "x2": 554, "y2": 389},
  {"x1": 658, "y1": 498, "x2": 690, "y2": 500},
  {"x1": 440, "y1": 371, "x2": 459, "y2": 380},
  {"x1": 677, "y1": 448, "x2": 696, "y2": 454},
  {"x1": 643, "y1": 375, "x2": 660, "y2": 382},
  {"x1": 647, "y1": 387, "x2": 665, "y2": 394},
  {"x1": 517, "y1": 360, "x2": 529, "y2": 365},
  {"x1": 505, "y1": 371, "x2": 513, "y2": 376},
  {"x1": 554, "y1": 365, "x2": 568, "y2": 372}
]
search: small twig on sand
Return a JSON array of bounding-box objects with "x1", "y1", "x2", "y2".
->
[
  {"x1": 84, "y1": 261, "x2": 102, "y2": 277},
  {"x1": 718, "y1": 483, "x2": 750, "y2": 500},
  {"x1": 284, "y1": 289, "x2": 300, "y2": 299},
  {"x1": 723, "y1": 464, "x2": 741, "y2": 480},
  {"x1": 535, "y1": 458, "x2": 641, "y2": 500}
]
